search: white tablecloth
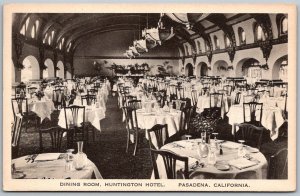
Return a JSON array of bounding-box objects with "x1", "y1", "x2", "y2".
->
[
  {"x1": 58, "y1": 106, "x2": 105, "y2": 131},
  {"x1": 12, "y1": 153, "x2": 102, "y2": 179},
  {"x1": 28, "y1": 100, "x2": 55, "y2": 122},
  {"x1": 134, "y1": 108, "x2": 183, "y2": 137},
  {"x1": 196, "y1": 95, "x2": 229, "y2": 118},
  {"x1": 227, "y1": 105, "x2": 285, "y2": 140},
  {"x1": 153, "y1": 139, "x2": 267, "y2": 179}
]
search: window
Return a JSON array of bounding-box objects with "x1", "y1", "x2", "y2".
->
[
  {"x1": 281, "y1": 17, "x2": 288, "y2": 34},
  {"x1": 35, "y1": 20, "x2": 40, "y2": 30},
  {"x1": 31, "y1": 24, "x2": 36, "y2": 38},
  {"x1": 238, "y1": 27, "x2": 246, "y2": 45},
  {"x1": 213, "y1": 35, "x2": 220, "y2": 50},
  {"x1": 205, "y1": 41, "x2": 210, "y2": 51},
  {"x1": 279, "y1": 60, "x2": 288, "y2": 82},
  {"x1": 185, "y1": 45, "x2": 189, "y2": 55},
  {"x1": 225, "y1": 35, "x2": 231, "y2": 48},
  {"x1": 25, "y1": 17, "x2": 30, "y2": 30},
  {"x1": 197, "y1": 40, "x2": 201, "y2": 53},
  {"x1": 20, "y1": 17, "x2": 30, "y2": 36},
  {"x1": 51, "y1": 30, "x2": 55, "y2": 38},
  {"x1": 254, "y1": 23, "x2": 266, "y2": 42},
  {"x1": 67, "y1": 42, "x2": 72, "y2": 52},
  {"x1": 43, "y1": 34, "x2": 47, "y2": 44},
  {"x1": 48, "y1": 35, "x2": 52, "y2": 45},
  {"x1": 59, "y1": 42, "x2": 62, "y2": 50},
  {"x1": 20, "y1": 25, "x2": 26, "y2": 35}
]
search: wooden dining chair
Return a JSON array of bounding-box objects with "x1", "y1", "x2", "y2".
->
[
  {"x1": 147, "y1": 124, "x2": 169, "y2": 149},
  {"x1": 217, "y1": 89, "x2": 228, "y2": 96},
  {"x1": 81, "y1": 94, "x2": 96, "y2": 106},
  {"x1": 233, "y1": 92, "x2": 241, "y2": 104},
  {"x1": 122, "y1": 106, "x2": 143, "y2": 156},
  {"x1": 201, "y1": 87, "x2": 210, "y2": 96},
  {"x1": 15, "y1": 85, "x2": 26, "y2": 98},
  {"x1": 124, "y1": 86, "x2": 131, "y2": 94},
  {"x1": 150, "y1": 149, "x2": 189, "y2": 179},
  {"x1": 243, "y1": 102, "x2": 263, "y2": 126},
  {"x1": 223, "y1": 85, "x2": 233, "y2": 96},
  {"x1": 180, "y1": 106, "x2": 196, "y2": 134},
  {"x1": 209, "y1": 92, "x2": 223, "y2": 117},
  {"x1": 39, "y1": 126, "x2": 66, "y2": 152},
  {"x1": 233, "y1": 123, "x2": 265, "y2": 149},
  {"x1": 11, "y1": 97, "x2": 38, "y2": 132},
  {"x1": 53, "y1": 89, "x2": 65, "y2": 109},
  {"x1": 87, "y1": 88, "x2": 98, "y2": 95},
  {"x1": 191, "y1": 90, "x2": 199, "y2": 106},
  {"x1": 237, "y1": 85, "x2": 247, "y2": 92},
  {"x1": 12, "y1": 115, "x2": 23, "y2": 159},
  {"x1": 127, "y1": 99, "x2": 142, "y2": 110},
  {"x1": 176, "y1": 87, "x2": 185, "y2": 99},
  {"x1": 63, "y1": 105, "x2": 86, "y2": 148},
  {"x1": 268, "y1": 148, "x2": 288, "y2": 179},
  {"x1": 171, "y1": 99, "x2": 187, "y2": 110}
]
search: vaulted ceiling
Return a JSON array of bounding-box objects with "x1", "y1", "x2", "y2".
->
[{"x1": 13, "y1": 13, "x2": 269, "y2": 54}]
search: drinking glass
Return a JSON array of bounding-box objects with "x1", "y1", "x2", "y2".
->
[
  {"x1": 65, "y1": 149, "x2": 74, "y2": 172},
  {"x1": 237, "y1": 140, "x2": 246, "y2": 157}
]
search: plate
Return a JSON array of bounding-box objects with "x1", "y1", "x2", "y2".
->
[
  {"x1": 12, "y1": 171, "x2": 26, "y2": 179},
  {"x1": 215, "y1": 164, "x2": 230, "y2": 171}
]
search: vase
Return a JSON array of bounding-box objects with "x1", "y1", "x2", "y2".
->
[{"x1": 74, "y1": 141, "x2": 87, "y2": 170}]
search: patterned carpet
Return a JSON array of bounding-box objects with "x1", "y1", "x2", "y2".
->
[{"x1": 17, "y1": 93, "x2": 287, "y2": 179}]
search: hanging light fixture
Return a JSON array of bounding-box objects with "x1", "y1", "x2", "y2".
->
[{"x1": 164, "y1": 13, "x2": 210, "y2": 30}]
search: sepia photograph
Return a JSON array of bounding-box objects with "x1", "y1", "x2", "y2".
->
[{"x1": 3, "y1": 3, "x2": 296, "y2": 191}]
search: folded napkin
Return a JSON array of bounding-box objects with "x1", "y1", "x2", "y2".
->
[
  {"x1": 222, "y1": 141, "x2": 241, "y2": 149},
  {"x1": 228, "y1": 158, "x2": 257, "y2": 169},
  {"x1": 34, "y1": 153, "x2": 61, "y2": 161}
]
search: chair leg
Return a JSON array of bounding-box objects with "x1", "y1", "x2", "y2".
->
[
  {"x1": 126, "y1": 132, "x2": 130, "y2": 153},
  {"x1": 133, "y1": 131, "x2": 138, "y2": 156}
]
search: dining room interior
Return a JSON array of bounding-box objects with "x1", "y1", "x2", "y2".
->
[{"x1": 10, "y1": 13, "x2": 288, "y2": 180}]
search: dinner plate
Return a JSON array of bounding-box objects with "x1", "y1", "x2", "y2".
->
[{"x1": 215, "y1": 164, "x2": 230, "y2": 171}]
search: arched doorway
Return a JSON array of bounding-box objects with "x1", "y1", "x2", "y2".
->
[
  {"x1": 21, "y1": 55, "x2": 40, "y2": 82},
  {"x1": 236, "y1": 58, "x2": 260, "y2": 78},
  {"x1": 57, "y1": 61, "x2": 64, "y2": 79},
  {"x1": 44, "y1": 58, "x2": 55, "y2": 78},
  {"x1": 185, "y1": 63, "x2": 194, "y2": 76},
  {"x1": 273, "y1": 55, "x2": 288, "y2": 81},
  {"x1": 66, "y1": 63, "x2": 72, "y2": 79},
  {"x1": 196, "y1": 62, "x2": 209, "y2": 77},
  {"x1": 213, "y1": 60, "x2": 229, "y2": 77}
]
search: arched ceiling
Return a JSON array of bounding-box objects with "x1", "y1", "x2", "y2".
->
[{"x1": 13, "y1": 13, "x2": 272, "y2": 54}]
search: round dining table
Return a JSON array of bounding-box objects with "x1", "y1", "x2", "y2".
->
[
  {"x1": 134, "y1": 108, "x2": 184, "y2": 137},
  {"x1": 12, "y1": 153, "x2": 102, "y2": 179},
  {"x1": 196, "y1": 95, "x2": 229, "y2": 118},
  {"x1": 226, "y1": 104, "x2": 285, "y2": 140},
  {"x1": 154, "y1": 139, "x2": 268, "y2": 179},
  {"x1": 27, "y1": 99, "x2": 55, "y2": 122},
  {"x1": 57, "y1": 104, "x2": 106, "y2": 131}
]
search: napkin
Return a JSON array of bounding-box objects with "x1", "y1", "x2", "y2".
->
[
  {"x1": 34, "y1": 153, "x2": 61, "y2": 161},
  {"x1": 228, "y1": 158, "x2": 257, "y2": 169}
]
